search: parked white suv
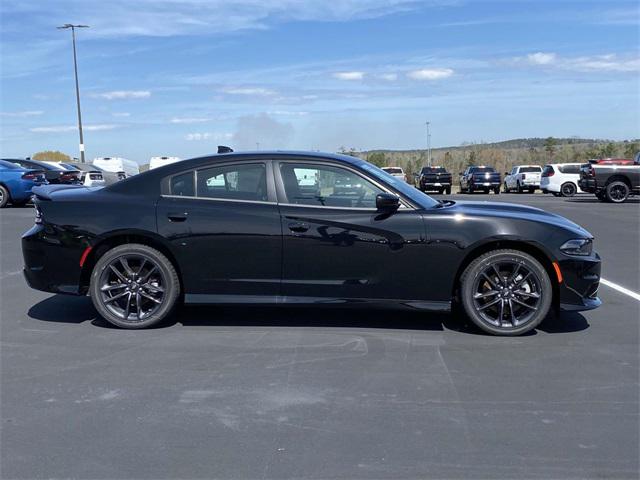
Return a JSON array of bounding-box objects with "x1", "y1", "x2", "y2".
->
[
  {"x1": 503, "y1": 165, "x2": 542, "y2": 193},
  {"x1": 381, "y1": 166, "x2": 407, "y2": 182},
  {"x1": 540, "y1": 163, "x2": 586, "y2": 197}
]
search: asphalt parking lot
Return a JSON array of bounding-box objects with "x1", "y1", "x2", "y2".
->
[{"x1": 1, "y1": 193, "x2": 638, "y2": 479}]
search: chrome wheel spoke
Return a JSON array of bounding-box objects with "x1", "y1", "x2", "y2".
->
[
  {"x1": 514, "y1": 271, "x2": 532, "y2": 288},
  {"x1": 101, "y1": 283, "x2": 127, "y2": 292},
  {"x1": 140, "y1": 266, "x2": 158, "y2": 283},
  {"x1": 143, "y1": 283, "x2": 164, "y2": 294},
  {"x1": 474, "y1": 290, "x2": 499, "y2": 299},
  {"x1": 109, "y1": 265, "x2": 128, "y2": 283},
  {"x1": 123, "y1": 292, "x2": 132, "y2": 319},
  {"x1": 480, "y1": 272, "x2": 499, "y2": 289},
  {"x1": 498, "y1": 299, "x2": 505, "y2": 324},
  {"x1": 514, "y1": 290, "x2": 540, "y2": 299},
  {"x1": 120, "y1": 258, "x2": 135, "y2": 277},
  {"x1": 491, "y1": 265, "x2": 505, "y2": 286},
  {"x1": 512, "y1": 297, "x2": 537, "y2": 311},
  {"x1": 477, "y1": 297, "x2": 502, "y2": 311},
  {"x1": 139, "y1": 290, "x2": 162, "y2": 304},
  {"x1": 137, "y1": 259, "x2": 147, "y2": 275},
  {"x1": 135, "y1": 293, "x2": 142, "y2": 320},
  {"x1": 508, "y1": 299, "x2": 517, "y2": 326},
  {"x1": 104, "y1": 290, "x2": 129, "y2": 304},
  {"x1": 507, "y1": 264, "x2": 521, "y2": 284}
]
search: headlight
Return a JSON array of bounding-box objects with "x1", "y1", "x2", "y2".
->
[{"x1": 560, "y1": 238, "x2": 592, "y2": 256}]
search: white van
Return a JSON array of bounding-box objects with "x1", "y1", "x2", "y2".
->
[
  {"x1": 540, "y1": 163, "x2": 586, "y2": 197},
  {"x1": 92, "y1": 157, "x2": 139, "y2": 178},
  {"x1": 149, "y1": 156, "x2": 182, "y2": 170}
]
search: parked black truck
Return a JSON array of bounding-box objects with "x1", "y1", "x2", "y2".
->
[
  {"x1": 417, "y1": 166, "x2": 452, "y2": 194},
  {"x1": 459, "y1": 166, "x2": 501, "y2": 194},
  {"x1": 579, "y1": 159, "x2": 640, "y2": 203}
]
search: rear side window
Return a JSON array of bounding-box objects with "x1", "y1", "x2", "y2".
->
[
  {"x1": 170, "y1": 171, "x2": 195, "y2": 196},
  {"x1": 558, "y1": 164, "x2": 580, "y2": 174},
  {"x1": 542, "y1": 165, "x2": 554, "y2": 175},
  {"x1": 197, "y1": 163, "x2": 267, "y2": 201}
]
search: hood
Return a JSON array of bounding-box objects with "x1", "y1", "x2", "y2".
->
[{"x1": 449, "y1": 200, "x2": 592, "y2": 238}]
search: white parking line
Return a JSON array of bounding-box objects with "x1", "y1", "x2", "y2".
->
[{"x1": 600, "y1": 278, "x2": 640, "y2": 302}]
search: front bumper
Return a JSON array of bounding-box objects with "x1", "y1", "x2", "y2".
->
[{"x1": 557, "y1": 252, "x2": 602, "y2": 312}]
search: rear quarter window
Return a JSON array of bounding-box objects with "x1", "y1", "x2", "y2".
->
[
  {"x1": 558, "y1": 165, "x2": 580, "y2": 174},
  {"x1": 170, "y1": 171, "x2": 195, "y2": 196}
]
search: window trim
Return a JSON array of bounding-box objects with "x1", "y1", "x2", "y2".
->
[
  {"x1": 162, "y1": 160, "x2": 277, "y2": 204},
  {"x1": 273, "y1": 159, "x2": 413, "y2": 210}
]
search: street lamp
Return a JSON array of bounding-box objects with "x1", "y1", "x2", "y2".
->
[
  {"x1": 425, "y1": 121, "x2": 432, "y2": 166},
  {"x1": 57, "y1": 24, "x2": 89, "y2": 163}
]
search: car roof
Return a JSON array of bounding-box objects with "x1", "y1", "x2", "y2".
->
[{"x1": 0, "y1": 159, "x2": 24, "y2": 169}]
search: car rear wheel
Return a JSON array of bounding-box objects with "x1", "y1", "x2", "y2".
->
[
  {"x1": 493, "y1": 187, "x2": 500, "y2": 195},
  {"x1": 445, "y1": 186, "x2": 451, "y2": 195},
  {"x1": 0, "y1": 185, "x2": 9, "y2": 208},
  {"x1": 560, "y1": 182, "x2": 577, "y2": 197},
  {"x1": 90, "y1": 244, "x2": 180, "y2": 329},
  {"x1": 605, "y1": 181, "x2": 630, "y2": 203},
  {"x1": 460, "y1": 249, "x2": 552, "y2": 336}
]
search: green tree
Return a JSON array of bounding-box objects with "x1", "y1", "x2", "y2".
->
[
  {"x1": 367, "y1": 151, "x2": 387, "y2": 167},
  {"x1": 624, "y1": 142, "x2": 639, "y2": 159},
  {"x1": 543, "y1": 137, "x2": 557, "y2": 159},
  {"x1": 32, "y1": 150, "x2": 71, "y2": 162},
  {"x1": 598, "y1": 142, "x2": 616, "y2": 158}
]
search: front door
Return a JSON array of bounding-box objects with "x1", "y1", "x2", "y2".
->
[
  {"x1": 156, "y1": 161, "x2": 282, "y2": 301},
  {"x1": 275, "y1": 160, "x2": 427, "y2": 301}
]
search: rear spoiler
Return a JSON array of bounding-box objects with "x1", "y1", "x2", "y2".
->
[{"x1": 31, "y1": 184, "x2": 85, "y2": 200}]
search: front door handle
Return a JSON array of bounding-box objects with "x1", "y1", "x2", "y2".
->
[
  {"x1": 167, "y1": 212, "x2": 188, "y2": 222},
  {"x1": 288, "y1": 221, "x2": 310, "y2": 233}
]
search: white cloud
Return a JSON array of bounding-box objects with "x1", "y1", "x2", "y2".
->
[
  {"x1": 221, "y1": 87, "x2": 277, "y2": 96},
  {"x1": 1, "y1": 1, "x2": 430, "y2": 38},
  {"x1": 377, "y1": 73, "x2": 398, "y2": 81},
  {"x1": 185, "y1": 132, "x2": 232, "y2": 141},
  {"x1": 112, "y1": 112, "x2": 131, "y2": 117},
  {"x1": 171, "y1": 117, "x2": 210, "y2": 124},
  {"x1": 30, "y1": 124, "x2": 117, "y2": 133},
  {"x1": 333, "y1": 71, "x2": 365, "y2": 81},
  {"x1": 267, "y1": 110, "x2": 309, "y2": 116},
  {"x1": 92, "y1": 90, "x2": 151, "y2": 100},
  {"x1": 1, "y1": 110, "x2": 44, "y2": 117},
  {"x1": 520, "y1": 52, "x2": 639, "y2": 72},
  {"x1": 407, "y1": 68, "x2": 454, "y2": 80},
  {"x1": 527, "y1": 52, "x2": 557, "y2": 65}
]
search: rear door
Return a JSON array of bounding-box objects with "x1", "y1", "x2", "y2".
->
[
  {"x1": 274, "y1": 159, "x2": 427, "y2": 301},
  {"x1": 156, "y1": 160, "x2": 282, "y2": 301}
]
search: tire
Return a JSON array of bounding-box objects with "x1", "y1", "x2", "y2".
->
[
  {"x1": 528, "y1": 188, "x2": 535, "y2": 194},
  {"x1": 517, "y1": 182, "x2": 523, "y2": 194},
  {"x1": 503, "y1": 183, "x2": 509, "y2": 193},
  {"x1": 445, "y1": 187, "x2": 451, "y2": 195},
  {"x1": 0, "y1": 185, "x2": 9, "y2": 208},
  {"x1": 90, "y1": 244, "x2": 180, "y2": 329},
  {"x1": 483, "y1": 188, "x2": 490, "y2": 194},
  {"x1": 493, "y1": 187, "x2": 500, "y2": 195},
  {"x1": 560, "y1": 182, "x2": 577, "y2": 197},
  {"x1": 604, "y1": 181, "x2": 630, "y2": 204},
  {"x1": 459, "y1": 249, "x2": 552, "y2": 336},
  {"x1": 595, "y1": 191, "x2": 607, "y2": 202}
]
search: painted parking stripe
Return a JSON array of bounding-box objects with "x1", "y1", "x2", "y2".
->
[{"x1": 600, "y1": 278, "x2": 640, "y2": 302}]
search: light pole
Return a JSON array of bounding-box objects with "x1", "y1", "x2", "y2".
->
[
  {"x1": 58, "y1": 24, "x2": 89, "y2": 163},
  {"x1": 425, "y1": 121, "x2": 432, "y2": 166}
]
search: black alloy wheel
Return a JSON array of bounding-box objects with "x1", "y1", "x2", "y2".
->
[
  {"x1": 90, "y1": 244, "x2": 180, "y2": 328},
  {"x1": 460, "y1": 249, "x2": 552, "y2": 335},
  {"x1": 561, "y1": 182, "x2": 577, "y2": 197},
  {"x1": 605, "y1": 181, "x2": 630, "y2": 203}
]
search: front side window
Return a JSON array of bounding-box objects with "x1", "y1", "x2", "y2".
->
[
  {"x1": 280, "y1": 163, "x2": 383, "y2": 208},
  {"x1": 198, "y1": 163, "x2": 267, "y2": 201}
]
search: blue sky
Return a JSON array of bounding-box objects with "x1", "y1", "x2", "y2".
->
[{"x1": 1, "y1": 0, "x2": 638, "y2": 162}]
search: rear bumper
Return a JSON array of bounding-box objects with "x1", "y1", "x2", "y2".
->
[
  {"x1": 22, "y1": 224, "x2": 86, "y2": 295},
  {"x1": 578, "y1": 178, "x2": 598, "y2": 193}
]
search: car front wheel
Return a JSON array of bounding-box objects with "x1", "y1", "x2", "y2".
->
[
  {"x1": 459, "y1": 249, "x2": 552, "y2": 336},
  {"x1": 90, "y1": 243, "x2": 180, "y2": 329}
]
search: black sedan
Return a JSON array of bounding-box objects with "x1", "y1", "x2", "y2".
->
[
  {"x1": 22, "y1": 151, "x2": 601, "y2": 335},
  {"x1": 8, "y1": 158, "x2": 81, "y2": 185}
]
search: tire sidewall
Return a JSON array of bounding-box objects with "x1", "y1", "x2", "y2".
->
[
  {"x1": 606, "y1": 181, "x2": 629, "y2": 203},
  {"x1": 460, "y1": 250, "x2": 552, "y2": 336},
  {"x1": 561, "y1": 182, "x2": 576, "y2": 197},
  {"x1": 89, "y1": 244, "x2": 180, "y2": 329}
]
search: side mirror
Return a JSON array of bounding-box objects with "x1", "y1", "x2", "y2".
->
[{"x1": 376, "y1": 192, "x2": 400, "y2": 210}]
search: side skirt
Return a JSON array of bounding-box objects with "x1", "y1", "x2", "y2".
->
[{"x1": 184, "y1": 294, "x2": 451, "y2": 312}]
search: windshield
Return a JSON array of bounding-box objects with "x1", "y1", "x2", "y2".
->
[
  {"x1": 358, "y1": 161, "x2": 439, "y2": 208},
  {"x1": 422, "y1": 167, "x2": 447, "y2": 173},
  {"x1": 470, "y1": 167, "x2": 495, "y2": 173}
]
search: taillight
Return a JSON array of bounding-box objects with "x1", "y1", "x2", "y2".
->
[
  {"x1": 22, "y1": 171, "x2": 42, "y2": 181},
  {"x1": 34, "y1": 206, "x2": 43, "y2": 224},
  {"x1": 542, "y1": 168, "x2": 554, "y2": 178},
  {"x1": 587, "y1": 165, "x2": 596, "y2": 177}
]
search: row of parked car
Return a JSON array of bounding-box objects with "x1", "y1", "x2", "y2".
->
[{"x1": 403, "y1": 156, "x2": 639, "y2": 203}]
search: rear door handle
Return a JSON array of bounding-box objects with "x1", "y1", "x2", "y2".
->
[
  {"x1": 288, "y1": 221, "x2": 310, "y2": 233},
  {"x1": 167, "y1": 212, "x2": 188, "y2": 222}
]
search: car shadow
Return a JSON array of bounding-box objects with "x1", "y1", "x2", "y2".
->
[
  {"x1": 566, "y1": 197, "x2": 640, "y2": 204},
  {"x1": 28, "y1": 295, "x2": 590, "y2": 335}
]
